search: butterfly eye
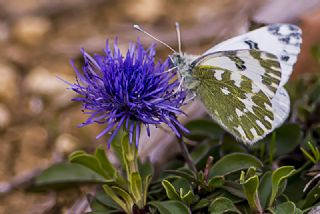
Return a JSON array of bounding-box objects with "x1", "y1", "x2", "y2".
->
[{"x1": 174, "y1": 57, "x2": 183, "y2": 67}]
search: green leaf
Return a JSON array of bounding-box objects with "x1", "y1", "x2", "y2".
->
[
  {"x1": 295, "y1": 208, "x2": 303, "y2": 214},
  {"x1": 69, "y1": 152, "x2": 110, "y2": 179},
  {"x1": 35, "y1": 163, "x2": 107, "y2": 187},
  {"x1": 240, "y1": 171, "x2": 262, "y2": 213},
  {"x1": 88, "y1": 195, "x2": 110, "y2": 212},
  {"x1": 310, "y1": 80, "x2": 320, "y2": 103},
  {"x1": 220, "y1": 135, "x2": 247, "y2": 154},
  {"x1": 161, "y1": 179, "x2": 180, "y2": 200},
  {"x1": 303, "y1": 184, "x2": 320, "y2": 209},
  {"x1": 270, "y1": 201, "x2": 296, "y2": 214},
  {"x1": 142, "y1": 174, "x2": 152, "y2": 206},
  {"x1": 191, "y1": 142, "x2": 211, "y2": 165},
  {"x1": 222, "y1": 181, "x2": 246, "y2": 199},
  {"x1": 218, "y1": 191, "x2": 244, "y2": 204},
  {"x1": 283, "y1": 173, "x2": 308, "y2": 203},
  {"x1": 102, "y1": 185, "x2": 131, "y2": 213},
  {"x1": 185, "y1": 119, "x2": 224, "y2": 141},
  {"x1": 138, "y1": 159, "x2": 153, "y2": 180},
  {"x1": 273, "y1": 124, "x2": 302, "y2": 156},
  {"x1": 111, "y1": 186, "x2": 134, "y2": 209},
  {"x1": 129, "y1": 172, "x2": 143, "y2": 205},
  {"x1": 69, "y1": 150, "x2": 86, "y2": 158},
  {"x1": 300, "y1": 141, "x2": 320, "y2": 164},
  {"x1": 120, "y1": 133, "x2": 131, "y2": 176},
  {"x1": 95, "y1": 147, "x2": 117, "y2": 178},
  {"x1": 208, "y1": 176, "x2": 225, "y2": 189},
  {"x1": 269, "y1": 166, "x2": 296, "y2": 207},
  {"x1": 110, "y1": 128, "x2": 126, "y2": 169},
  {"x1": 209, "y1": 153, "x2": 263, "y2": 178},
  {"x1": 180, "y1": 190, "x2": 194, "y2": 205},
  {"x1": 87, "y1": 194, "x2": 119, "y2": 213},
  {"x1": 164, "y1": 169, "x2": 197, "y2": 183},
  {"x1": 93, "y1": 190, "x2": 121, "y2": 210},
  {"x1": 258, "y1": 171, "x2": 272, "y2": 209},
  {"x1": 149, "y1": 200, "x2": 191, "y2": 214},
  {"x1": 172, "y1": 178, "x2": 194, "y2": 205},
  {"x1": 172, "y1": 178, "x2": 193, "y2": 195},
  {"x1": 193, "y1": 198, "x2": 210, "y2": 211},
  {"x1": 208, "y1": 197, "x2": 241, "y2": 214},
  {"x1": 244, "y1": 167, "x2": 257, "y2": 179}
]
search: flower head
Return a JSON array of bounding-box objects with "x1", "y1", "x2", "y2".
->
[{"x1": 69, "y1": 39, "x2": 188, "y2": 148}]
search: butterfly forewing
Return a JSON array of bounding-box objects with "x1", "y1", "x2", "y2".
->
[
  {"x1": 193, "y1": 65, "x2": 274, "y2": 143},
  {"x1": 204, "y1": 24, "x2": 302, "y2": 87},
  {"x1": 193, "y1": 49, "x2": 282, "y2": 99}
]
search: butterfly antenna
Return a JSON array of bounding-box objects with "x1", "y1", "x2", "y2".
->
[
  {"x1": 175, "y1": 22, "x2": 182, "y2": 55},
  {"x1": 133, "y1": 24, "x2": 177, "y2": 53}
]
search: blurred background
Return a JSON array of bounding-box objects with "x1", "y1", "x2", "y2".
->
[{"x1": 0, "y1": 0, "x2": 320, "y2": 213}]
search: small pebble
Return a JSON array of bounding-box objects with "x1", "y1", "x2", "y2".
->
[
  {"x1": 13, "y1": 16, "x2": 51, "y2": 46},
  {"x1": 55, "y1": 133, "x2": 79, "y2": 154},
  {"x1": 0, "y1": 104, "x2": 11, "y2": 129}
]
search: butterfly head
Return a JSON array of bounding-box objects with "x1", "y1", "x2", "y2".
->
[
  {"x1": 134, "y1": 23, "x2": 197, "y2": 89},
  {"x1": 170, "y1": 52, "x2": 184, "y2": 66}
]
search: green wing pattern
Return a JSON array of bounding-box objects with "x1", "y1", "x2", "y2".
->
[
  {"x1": 194, "y1": 50, "x2": 282, "y2": 99},
  {"x1": 193, "y1": 65, "x2": 274, "y2": 143}
]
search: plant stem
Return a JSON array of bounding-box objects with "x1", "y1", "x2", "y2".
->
[
  {"x1": 177, "y1": 136, "x2": 197, "y2": 174},
  {"x1": 204, "y1": 156, "x2": 213, "y2": 182},
  {"x1": 128, "y1": 144, "x2": 138, "y2": 174}
]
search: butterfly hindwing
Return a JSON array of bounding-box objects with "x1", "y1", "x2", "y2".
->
[
  {"x1": 271, "y1": 87, "x2": 290, "y2": 129},
  {"x1": 193, "y1": 65, "x2": 274, "y2": 143},
  {"x1": 203, "y1": 24, "x2": 302, "y2": 87}
]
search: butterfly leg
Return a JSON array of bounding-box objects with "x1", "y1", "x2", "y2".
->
[
  {"x1": 163, "y1": 66, "x2": 177, "y2": 74},
  {"x1": 176, "y1": 76, "x2": 185, "y2": 93}
]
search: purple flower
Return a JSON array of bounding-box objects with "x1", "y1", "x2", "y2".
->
[{"x1": 68, "y1": 39, "x2": 188, "y2": 148}]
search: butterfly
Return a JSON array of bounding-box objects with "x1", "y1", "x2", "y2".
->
[{"x1": 134, "y1": 23, "x2": 302, "y2": 144}]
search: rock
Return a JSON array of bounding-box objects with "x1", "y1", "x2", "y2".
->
[
  {"x1": 55, "y1": 133, "x2": 79, "y2": 154},
  {"x1": 125, "y1": 0, "x2": 164, "y2": 22},
  {"x1": 0, "y1": 21, "x2": 9, "y2": 43},
  {"x1": 12, "y1": 16, "x2": 51, "y2": 46},
  {"x1": 0, "y1": 140, "x2": 11, "y2": 181},
  {"x1": 24, "y1": 66, "x2": 71, "y2": 96},
  {"x1": 0, "y1": 62, "x2": 18, "y2": 102},
  {"x1": 21, "y1": 126, "x2": 48, "y2": 155},
  {"x1": 0, "y1": 0, "x2": 43, "y2": 15},
  {"x1": 24, "y1": 66, "x2": 75, "y2": 108},
  {"x1": 0, "y1": 104, "x2": 11, "y2": 129},
  {"x1": 14, "y1": 126, "x2": 50, "y2": 174},
  {"x1": 27, "y1": 96, "x2": 44, "y2": 115},
  {"x1": 0, "y1": 191, "x2": 54, "y2": 214}
]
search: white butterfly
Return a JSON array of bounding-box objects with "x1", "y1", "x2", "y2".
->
[{"x1": 135, "y1": 23, "x2": 302, "y2": 144}]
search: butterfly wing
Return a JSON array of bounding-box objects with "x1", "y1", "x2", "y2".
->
[
  {"x1": 271, "y1": 87, "x2": 290, "y2": 129},
  {"x1": 192, "y1": 50, "x2": 287, "y2": 143},
  {"x1": 204, "y1": 24, "x2": 302, "y2": 87},
  {"x1": 194, "y1": 49, "x2": 282, "y2": 99}
]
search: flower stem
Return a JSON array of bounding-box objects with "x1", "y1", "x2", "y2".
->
[
  {"x1": 120, "y1": 130, "x2": 138, "y2": 178},
  {"x1": 128, "y1": 144, "x2": 138, "y2": 174},
  {"x1": 177, "y1": 136, "x2": 197, "y2": 174}
]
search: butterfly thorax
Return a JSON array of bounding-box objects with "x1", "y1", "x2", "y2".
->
[{"x1": 171, "y1": 53, "x2": 200, "y2": 90}]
